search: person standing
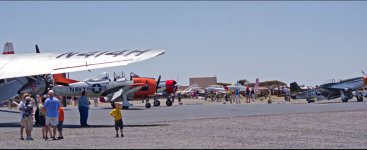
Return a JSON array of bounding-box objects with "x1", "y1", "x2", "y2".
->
[
  {"x1": 251, "y1": 88, "x2": 255, "y2": 102},
  {"x1": 44, "y1": 90, "x2": 61, "y2": 140},
  {"x1": 78, "y1": 91, "x2": 90, "y2": 127},
  {"x1": 235, "y1": 88, "x2": 240, "y2": 104},
  {"x1": 19, "y1": 96, "x2": 34, "y2": 140},
  {"x1": 34, "y1": 95, "x2": 41, "y2": 126},
  {"x1": 246, "y1": 86, "x2": 251, "y2": 103},
  {"x1": 18, "y1": 95, "x2": 26, "y2": 140},
  {"x1": 38, "y1": 97, "x2": 48, "y2": 139},
  {"x1": 110, "y1": 102, "x2": 124, "y2": 137},
  {"x1": 57, "y1": 103, "x2": 64, "y2": 139},
  {"x1": 93, "y1": 97, "x2": 98, "y2": 107}
]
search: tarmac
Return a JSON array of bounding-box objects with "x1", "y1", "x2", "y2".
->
[{"x1": 0, "y1": 97, "x2": 366, "y2": 148}]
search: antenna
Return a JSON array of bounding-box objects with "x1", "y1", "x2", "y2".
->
[
  {"x1": 35, "y1": 44, "x2": 40, "y2": 53},
  {"x1": 113, "y1": 71, "x2": 116, "y2": 81}
]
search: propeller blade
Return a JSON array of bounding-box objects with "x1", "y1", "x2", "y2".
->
[
  {"x1": 35, "y1": 44, "x2": 40, "y2": 53},
  {"x1": 362, "y1": 70, "x2": 366, "y2": 77},
  {"x1": 156, "y1": 75, "x2": 161, "y2": 91}
]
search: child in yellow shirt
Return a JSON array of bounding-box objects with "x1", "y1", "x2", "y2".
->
[{"x1": 110, "y1": 102, "x2": 124, "y2": 137}]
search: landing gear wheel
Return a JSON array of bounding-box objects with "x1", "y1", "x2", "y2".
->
[
  {"x1": 166, "y1": 100, "x2": 172, "y2": 106},
  {"x1": 341, "y1": 98, "x2": 349, "y2": 103},
  {"x1": 154, "y1": 100, "x2": 160, "y2": 106},
  {"x1": 122, "y1": 106, "x2": 129, "y2": 110},
  {"x1": 357, "y1": 92, "x2": 363, "y2": 102},
  {"x1": 145, "y1": 103, "x2": 151, "y2": 108}
]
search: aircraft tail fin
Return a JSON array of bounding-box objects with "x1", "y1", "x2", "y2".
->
[
  {"x1": 53, "y1": 73, "x2": 79, "y2": 85},
  {"x1": 290, "y1": 82, "x2": 301, "y2": 94},
  {"x1": 3, "y1": 42, "x2": 14, "y2": 54}
]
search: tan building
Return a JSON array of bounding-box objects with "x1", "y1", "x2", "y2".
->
[{"x1": 189, "y1": 77, "x2": 217, "y2": 88}]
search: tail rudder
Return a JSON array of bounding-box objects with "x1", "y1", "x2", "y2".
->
[
  {"x1": 3, "y1": 42, "x2": 14, "y2": 54},
  {"x1": 53, "y1": 73, "x2": 79, "y2": 85}
]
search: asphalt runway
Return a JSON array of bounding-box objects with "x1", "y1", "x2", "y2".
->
[
  {"x1": 0, "y1": 98, "x2": 366, "y2": 148},
  {"x1": 0, "y1": 98, "x2": 366, "y2": 126}
]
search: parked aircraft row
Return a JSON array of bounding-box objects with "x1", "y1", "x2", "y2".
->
[
  {"x1": 0, "y1": 42, "x2": 173, "y2": 109},
  {"x1": 0, "y1": 42, "x2": 366, "y2": 107},
  {"x1": 290, "y1": 74, "x2": 367, "y2": 103}
]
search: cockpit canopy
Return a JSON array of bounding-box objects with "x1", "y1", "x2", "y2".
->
[
  {"x1": 84, "y1": 72, "x2": 110, "y2": 82},
  {"x1": 321, "y1": 79, "x2": 342, "y2": 85}
]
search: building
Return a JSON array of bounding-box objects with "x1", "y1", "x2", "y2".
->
[{"x1": 189, "y1": 77, "x2": 217, "y2": 88}]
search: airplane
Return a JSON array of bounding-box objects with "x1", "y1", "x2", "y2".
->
[
  {"x1": 0, "y1": 42, "x2": 166, "y2": 104},
  {"x1": 50, "y1": 71, "x2": 178, "y2": 109},
  {"x1": 290, "y1": 75, "x2": 367, "y2": 103},
  {"x1": 205, "y1": 85, "x2": 226, "y2": 94},
  {"x1": 225, "y1": 82, "x2": 247, "y2": 96},
  {"x1": 129, "y1": 72, "x2": 178, "y2": 107},
  {"x1": 179, "y1": 84, "x2": 206, "y2": 97},
  {"x1": 11, "y1": 44, "x2": 172, "y2": 109}
]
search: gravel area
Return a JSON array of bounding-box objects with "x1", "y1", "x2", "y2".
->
[{"x1": 1, "y1": 110, "x2": 367, "y2": 149}]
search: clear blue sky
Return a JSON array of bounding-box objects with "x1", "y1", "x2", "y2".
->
[{"x1": 1, "y1": 1, "x2": 367, "y2": 86}]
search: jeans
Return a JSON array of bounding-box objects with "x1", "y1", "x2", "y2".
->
[{"x1": 78, "y1": 106, "x2": 89, "y2": 126}]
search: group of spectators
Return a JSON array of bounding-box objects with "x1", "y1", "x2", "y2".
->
[{"x1": 17, "y1": 90, "x2": 91, "y2": 140}]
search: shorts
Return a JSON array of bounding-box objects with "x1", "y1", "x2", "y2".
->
[
  {"x1": 39, "y1": 115, "x2": 46, "y2": 127},
  {"x1": 114, "y1": 119, "x2": 123, "y2": 129},
  {"x1": 57, "y1": 121, "x2": 63, "y2": 131},
  {"x1": 46, "y1": 117, "x2": 59, "y2": 126},
  {"x1": 20, "y1": 116, "x2": 33, "y2": 130}
]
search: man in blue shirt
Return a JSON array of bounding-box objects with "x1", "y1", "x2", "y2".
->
[
  {"x1": 235, "y1": 88, "x2": 241, "y2": 104},
  {"x1": 78, "y1": 91, "x2": 90, "y2": 127},
  {"x1": 43, "y1": 90, "x2": 60, "y2": 140}
]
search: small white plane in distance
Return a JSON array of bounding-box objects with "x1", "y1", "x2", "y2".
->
[{"x1": 0, "y1": 42, "x2": 166, "y2": 102}]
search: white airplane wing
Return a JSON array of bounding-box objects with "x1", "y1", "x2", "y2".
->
[{"x1": 0, "y1": 49, "x2": 165, "y2": 79}]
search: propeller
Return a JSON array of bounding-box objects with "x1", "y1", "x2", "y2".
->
[
  {"x1": 173, "y1": 81, "x2": 178, "y2": 94},
  {"x1": 362, "y1": 70, "x2": 366, "y2": 77},
  {"x1": 156, "y1": 75, "x2": 161, "y2": 91},
  {"x1": 35, "y1": 44, "x2": 40, "y2": 53}
]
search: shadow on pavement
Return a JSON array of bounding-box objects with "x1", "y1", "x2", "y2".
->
[
  {"x1": 0, "y1": 109, "x2": 19, "y2": 114},
  {"x1": 0, "y1": 123, "x2": 168, "y2": 128}
]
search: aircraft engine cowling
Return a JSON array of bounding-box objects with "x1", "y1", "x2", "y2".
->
[
  {"x1": 18, "y1": 77, "x2": 47, "y2": 96},
  {"x1": 165, "y1": 80, "x2": 177, "y2": 94},
  {"x1": 132, "y1": 78, "x2": 156, "y2": 99}
]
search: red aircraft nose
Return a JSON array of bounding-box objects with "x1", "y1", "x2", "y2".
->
[
  {"x1": 364, "y1": 77, "x2": 367, "y2": 85},
  {"x1": 165, "y1": 80, "x2": 177, "y2": 94}
]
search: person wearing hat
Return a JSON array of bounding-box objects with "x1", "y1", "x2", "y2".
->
[{"x1": 18, "y1": 94, "x2": 34, "y2": 140}]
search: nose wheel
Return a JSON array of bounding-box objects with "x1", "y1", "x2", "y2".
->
[
  {"x1": 145, "y1": 103, "x2": 151, "y2": 108},
  {"x1": 166, "y1": 98, "x2": 173, "y2": 106},
  {"x1": 154, "y1": 99, "x2": 160, "y2": 106}
]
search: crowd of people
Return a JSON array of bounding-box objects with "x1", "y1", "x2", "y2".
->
[
  {"x1": 12, "y1": 90, "x2": 124, "y2": 141},
  {"x1": 178, "y1": 85, "x2": 290, "y2": 104}
]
